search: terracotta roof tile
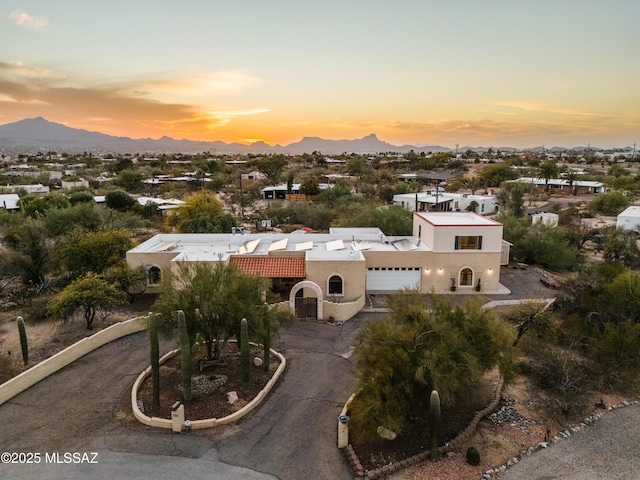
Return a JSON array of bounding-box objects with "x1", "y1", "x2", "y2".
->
[{"x1": 230, "y1": 256, "x2": 305, "y2": 278}]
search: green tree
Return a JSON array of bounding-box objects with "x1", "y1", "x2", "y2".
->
[
  {"x1": 564, "y1": 170, "x2": 580, "y2": 196},
  {"x1": 300, "y1": 177, "x2": 320, "y2": 196},
  {"x1": 115, "y1": 169, "x2": 145, "y2": 192},
  {"x1": 602, "y1": 227, "x2": 640, "y2": 267},
  {"x1": 249, "y1": 154, "x2": 288, "y2": 182},
  {"x1": 68, "y1": 190, "x2": 95, "y2": 205},
  {"x1": 477, "y1": 164, "x2": 518, "y2": 187},
  {"x1": 44, "y1": 203, "x2": 103, "y2": 237},
  {"x1": 346, "y1": 205, "x2": 413, "y2": 236},
  {"x1": 47, "y1": 274, "x2": 126, "y2": 330},
  {"x1": 514, "y1": 224, "x2": 578, "y2": 271},
  {"x1": 3, "y1": 218, "x2": 51, "y2": 284},
  {"x1": 587, "y1": 191, "x2": 629, "y2": 216},
  {"x1": 55, "y1": 228, "x2": 134, "y2": 278},
  {"x1": 154, "y1": 262, "x2": 292, "y2": 360},
  {"x1": 349, "y1": 293, "x2": 515, "y2": 439},
  {"x1": 166, "y1": 191, "x2": 235, "y2": 233},
  {"x1": 103, "y1": 263, "x2": 148, "y2": 303},
  {"x1": 538, "y1": 161, "x2": 559, "y2": 192},
  {"x1": 105, "y1": 189, "x2": 136, "y2": 211},
  {"x1": 20, "y1": 194, "x2": 70, "y2": 218}
]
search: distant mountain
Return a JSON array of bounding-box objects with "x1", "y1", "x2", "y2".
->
[
  {"x1": 0, "y1": 117, "x2": 625, "y2": 155},
  {"x1": 0, "y1": 117, "x2": 451, "y2": 155}
]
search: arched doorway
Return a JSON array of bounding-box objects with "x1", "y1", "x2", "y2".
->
[
  {"x1": 290, "y1": 280, "x2": 323, "y2": 321},
  {"x1": 459, "y1": 267, "x2": 474, "y2": 287}
]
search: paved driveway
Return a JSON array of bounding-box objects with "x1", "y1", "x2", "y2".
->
[
  {"x1": 0, "y1": 313, "x2": 379, "y2": 480},
  {"x1": 498, "y1": 403, "x2": 640, "y2": 480}
]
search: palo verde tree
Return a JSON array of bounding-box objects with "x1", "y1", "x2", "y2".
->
[
  {"x1": 47, "y1": 273, "x2": 126, "y2": 330},
  {"x1": 154, "y1": 261, "x2": 293, "y2": 361},
  {"x1": 348, "y1": 292, "x2": 516, "y2": 441}
]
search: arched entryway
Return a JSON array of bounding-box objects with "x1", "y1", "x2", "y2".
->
[
  {"x1": 290, "y1": 280, "x2": 323, "y2": 321},
  {"x1": 459, "y1": 267, "x2": 474, "y2": 287}
]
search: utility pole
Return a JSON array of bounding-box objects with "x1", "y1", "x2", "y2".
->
[{"x1": 239, "y1": 170, "x2": 244, "y2": 221}]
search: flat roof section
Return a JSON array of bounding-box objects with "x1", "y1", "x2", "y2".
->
[{"x1": 414, "y1": 211, "x2": 502, "y2": 227}]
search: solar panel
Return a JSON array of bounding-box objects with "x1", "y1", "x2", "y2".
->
[
  {"x1": 237, "y1": 239, "x2": 260, "y2": 254},
  {"x1": 392, "y1": 239, "x2": 417, "y2": 251},
  {"x1": 268, "y1": 238, "x2": 288, "y2": 252},
  {"x1": 152, "y1": 241, "x2": 178, "y2": 252},
  {"x1": 326, "y1": 239, "x2": 345, "y2": 251},
  {"x1": 294, "y1": 241, "x2": 313, "y2": 251},
  {"x1": 352, "y1": 241, "x2": 371, "y2": 251}
]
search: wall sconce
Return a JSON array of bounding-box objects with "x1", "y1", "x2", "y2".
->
[
  {"x1": 438, "y1": 268, "x2": 443, "y2": 274},
  {"x1": 425, "y1": 268, "x2": 431, "y2": 274},
  {"x1": 488, "y1": 267, "x2": 493, "y2": 274}
]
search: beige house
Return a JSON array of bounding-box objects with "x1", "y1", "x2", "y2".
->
[{"x1": 127, "y1": 212, "x2": 508, "y2": 322}]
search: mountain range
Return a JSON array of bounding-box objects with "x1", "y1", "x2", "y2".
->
[{"x1": 0, "y1": 117, "x2": 630, "y2": 155}]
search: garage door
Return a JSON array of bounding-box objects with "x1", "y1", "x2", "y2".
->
[{"x1": 366, "y1": 267, "x2": 421, "y2": 291}]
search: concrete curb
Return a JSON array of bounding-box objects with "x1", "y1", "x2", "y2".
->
[{"x1": 131, "y1": 341, "x2": 287, "y2": 430}]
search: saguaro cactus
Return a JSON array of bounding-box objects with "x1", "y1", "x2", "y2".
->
[
  {"x1": 240, "y1": 317, "x2": 249, "y2": 385},
  {"x1": 263, "y1": 303, "x2": 270, "y2": 371},
  {"x1": 430, "y1": 389, "x2": 441, "y2": 461},
  {"x1": 178, "y1": 310, "x2": 192, "y2": 402},
  {"x1": 17, "y1": 316, "x2": 28, "y2": 366},
  {"x1": 148, "y1": 312, "x2": 160, "y2": 411}
]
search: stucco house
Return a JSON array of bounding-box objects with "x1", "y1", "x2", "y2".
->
[
  {"x1": 127, "y1": 211, "x2": 508, "y2": 322},
  {"x1": 510, "y1": 177, "x2": 605, "y2": 195},
  {"x1": 393, "y1": 191, "x2": 498, "y2": 214}
]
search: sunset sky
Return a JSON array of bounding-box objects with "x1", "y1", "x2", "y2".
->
[{"x1": 1, "y1": 1, "x2": 639, "y2": 149}]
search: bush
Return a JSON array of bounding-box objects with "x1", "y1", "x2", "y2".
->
[{"x1": 466, "y1": 446, "x2": 481, "y2": 466}]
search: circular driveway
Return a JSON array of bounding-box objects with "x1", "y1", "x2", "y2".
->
[{"x1": 0, "y1": 313, "x2": 378, "y2": 480}]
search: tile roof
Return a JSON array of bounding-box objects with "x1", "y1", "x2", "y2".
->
[{"x1": 230, "y1": 256, "x2": 306, "y2": 278}]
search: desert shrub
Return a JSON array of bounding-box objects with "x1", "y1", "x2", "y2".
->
[{"x1": 466, "y1": 446, "x2": 481, "y2": 466}]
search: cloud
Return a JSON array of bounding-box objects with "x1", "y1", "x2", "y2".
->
[
  {"x1": 9, "y1": 10, "x2": 49, "y2": 31},
  {"x1": 492, "y1": 101, "x2": 604, "y2": 118},
  {"x1": 0, "y1": 63, "x2": 267, "y2": 140},
  {"x1": 145, "y1": 70, "x2": 261, "y2": 97}
]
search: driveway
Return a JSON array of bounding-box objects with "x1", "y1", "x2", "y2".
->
[
  {"x1": 0, "y1": 267, "x2": 557, "y2": 480},
  {"x1": 0, "y1": 313, "x2": 379, "y2": 480}
]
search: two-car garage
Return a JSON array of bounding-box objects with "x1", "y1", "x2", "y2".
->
[{"x1": 366, "y1": 267, "x2": 422, "y2": 292}]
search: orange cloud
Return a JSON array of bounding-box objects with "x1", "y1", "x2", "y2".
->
[{"x1": 0, "y1": 62, "x2": 268, "y2": 140}]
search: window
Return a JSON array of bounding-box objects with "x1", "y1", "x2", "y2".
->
[
  {"x1": 148, "y1": 266, "x2": 161, "y2": 285},
  {"x1": 455, "y1": 236, "x2": 483, "y2": 250},
  {"x1": 328, "y1": 275, "x2": 343, "y2": 295}
]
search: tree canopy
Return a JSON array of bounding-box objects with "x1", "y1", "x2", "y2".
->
[
  {"x1": 166, "y1": 191, "x2": 236, "y2": 233},
  {"x1": 47, "y1": 273, "x2": 126, "y2": 330},
  {"x1": 154, "y1": 261, "x2": 293, "y2": 360},
  {"x1": 349, "y1": 293, "x2": 515, "y2": 439},
  {"x1": 55, "y1": 228, "x2": 134, "y2": 278}
]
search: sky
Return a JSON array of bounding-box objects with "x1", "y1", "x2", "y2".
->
[{"x1": 1, "y1": 1, "x2": 639, "y2": 149}]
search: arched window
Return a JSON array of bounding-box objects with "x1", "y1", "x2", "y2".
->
[
  {"x1": 328, "y1": 275, "x2": 343, "y2": 295},
  {"x1": 460, "y1": 268, "x2": 473, "y2": 286},
  {"x1": 148, "y1": 266, "x2": 161, "y2": 285}
]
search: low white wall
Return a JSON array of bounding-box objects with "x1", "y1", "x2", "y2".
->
[
  {"x1": 0, "y1": 316, "x2": 147, "y2": 406},
  {"x1": 131, "y1": 342, "x2": 287, "y2": 430},
  {"x1": 323, "y1": 296, "x2": 365, "y2": 322}
]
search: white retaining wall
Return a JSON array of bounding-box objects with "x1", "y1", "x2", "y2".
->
[{"x1": 0, "y1": 316, "x2": 147, "y2": 406}]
